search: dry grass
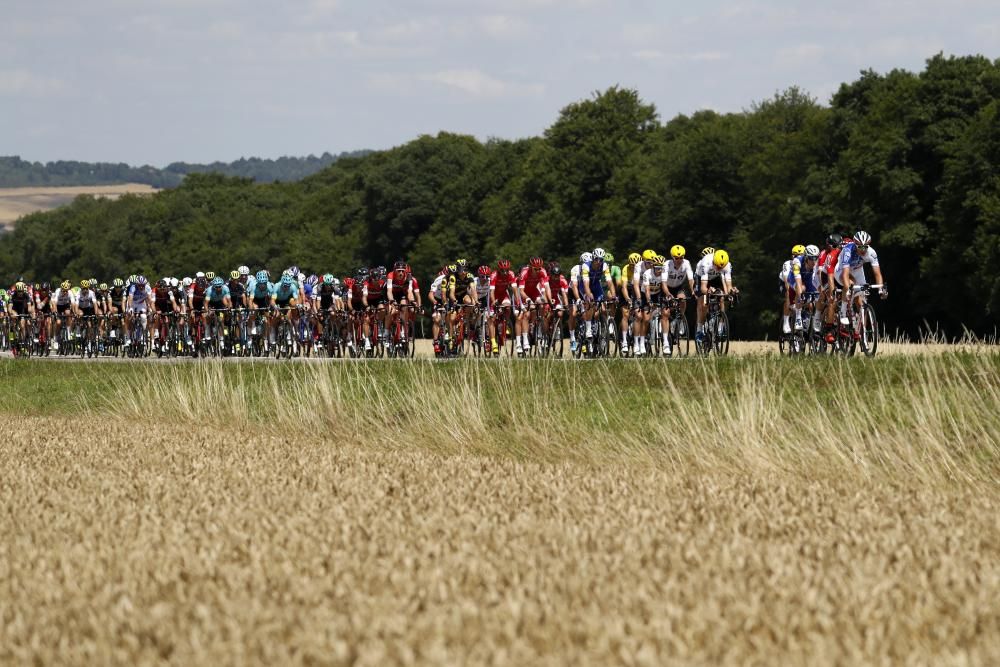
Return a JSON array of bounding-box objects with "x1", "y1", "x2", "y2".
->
[{"x1": 1, "y1": 355, "x2": 998, "y2": 664}]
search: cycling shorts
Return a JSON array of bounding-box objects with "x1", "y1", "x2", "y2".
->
[{"x1": 667, "y1": 284, "x2": 689, "y2": 299}]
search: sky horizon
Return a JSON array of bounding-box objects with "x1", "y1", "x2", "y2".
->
[{"x1": 3, "y1": 0, "x2": 997, "y2": 166}]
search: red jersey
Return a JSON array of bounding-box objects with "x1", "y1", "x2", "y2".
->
[
  {"x1": 517, "y1": 267, "x2": 549, "y2": 298},
  {"x1": 822, "y1": 247, "x2": 843, "y2": 276},
  {"x1": 349, "y1": 281, "x2": 364, "y2": 304},
  {"x1": 191, "y1": 282, "x2": 207, "y2": 305},
  {"x1": 388, "y1": 274, "x2": 416, "y2": 300},
  {"x1": 154, "y1": 285, "x2": 173, "y2": 307},
  {"x1": 548, "y1": 274, "x2": 569, "y2": 293},
  {"x1": 362, "y1": 278, "x2": 386, "y2": 301},
  {"x1": 490, "y1": 270, "x2": 517, "y2": 297}
]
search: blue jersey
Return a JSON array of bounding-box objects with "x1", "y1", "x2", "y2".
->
[
  {"x1": 303, "y1": 282, "x2": 314, "y2": 299},
  {"x1": 838, "y1": 242, "x2": 880, "y2": 272},
  {"x1": 248, "y1": 278, "x2": 274, "y2": 299},
  {"x1": 578, "y1": 259, "x2": 611, "y2": 299},
  {"x1": 787, "y1": 256, "x2": 817, "y2": 291},
  {"x1": 205, "y1": 285, "x2": 230, "y2": 304},
  {"x1": 274, "y1": 282, "x2": 297, "y2": 302}
]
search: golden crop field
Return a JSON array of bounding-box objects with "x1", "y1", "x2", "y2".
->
[
  {"x1": 0, "y1": 184, "x2": 157, "y2": 228},
  {"x1": 1, "y1": 354, "x2": 998, "y2": 665}
]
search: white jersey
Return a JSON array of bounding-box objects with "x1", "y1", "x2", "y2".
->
[
  {"x1": 695, "y1": 255, "x2": 733, "y2": 281},
  {"x1": 664, "y1": 259, "x2": 693, "y2": 288},
  {"x1": 779, "y1": 259, "x2": 792, "y2": 283},
  {"x1": 474, "y1": 276, "x2": 490, "y2": 300},
  {"x1": 53, "y1": 288, "x2": 77, "y2": 308},
  {"x1": 641, "y1": 268, "x2": 664, "y2": 294},
  {"x1": 569, "y1": 264, "x2": 582, "y2": 285},
  {"x1": 77, "y1": 289, "x2": 97, "y2": 309},
  {"x1": 430, "y1": 274, "x2": 446, "y2": 299}
]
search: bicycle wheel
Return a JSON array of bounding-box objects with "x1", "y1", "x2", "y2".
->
[
  {"x1": 649, "y1": 315, "x2": 662, "y2": 357},
  {"x1": 550, "y1": 318, "x2": 564, "y2": 358},
  {"x1": 860, "y1": 304, "x2": 878, "y2": 357},
  {"x1": 713, "y1": 312, "x2": 730, "y2": 356}
]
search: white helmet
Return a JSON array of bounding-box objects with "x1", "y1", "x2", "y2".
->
[
  {"x1": 854, "y1": 230, "x2": 872, "y2": 246},
  {"x1": 182, "y1": 277, "x2": 193, "y2": 287},
  {"x1": 580, "y1": 252, "x2": 593, "y2": 264},
  {"x1": 195, "y1": 271, "x2": 205, "y2": 279},
  {"x1": 238, "y1": 265, "x2": 249, "y2": 276},
  {"x1": 331, "y1": 277, "x2": 341, "y2": 286},
  {"x1": 804, "y1": 244, "x2": 820, "y2": 259},
  {"x1": 593, "y1": 247, "x2": 606, "y2": 259},
  {"x1": 169, "y1": 277, "x2": 179, "y2": 288}
]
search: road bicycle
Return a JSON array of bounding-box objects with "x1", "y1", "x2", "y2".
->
[{"x1": 696, "y1": 293, "x2": 737, "y2": 357}]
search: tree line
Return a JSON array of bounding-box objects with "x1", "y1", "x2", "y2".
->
[
  {"x1": 1, "y1": 54, "x2": 997, "y2": 339},
  {"x1": 0, "y1": 151, "x2": 370, "y2": 188}
]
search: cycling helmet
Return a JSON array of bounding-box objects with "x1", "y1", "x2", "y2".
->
[
  {"x1": 604, "y1": 252, "x2": 615, "y2": 264},
  {"x1": 41, "y1": 281, "x2": 51, "y2": 290},
  {"x1": 343, "y1": 277, "x2": 355, "y2": 289},
  {"x1": 157, "y1": 278, "x2": 168, "y2": 288},
  {"x1": 713, "y1": 250, "x2": 729, "y2": 268},
  {"x1": 255, "y1": 270, "x2": 268, "y2": 282},
  {"x1": 548, "y1": 261, "x2": 561, "y2": 275},
  {"x1": 195, "y1": 271, "x2": 205, "y2": 279},
  {"x1": 230, "y1": 270, "x2": 240, "y2": 280},
  {"x1": 32, "y1": 282, "x2": 39, "y2": 290},
  {"x1": 322, "y1": 273, "x2": 335, "y2": 285},
  {"x1": 80, "y1": 279, "x2": 90, "y2": 289},
  {"x1": 280, "y1": 274, "x2": 294, "y2": 286},
  {"x1": 113, "y1": 278, "x2": 124, "y2": 288},
  {"x1": 393, "y1": 260, "x2": 407, "y2": 271},
  {"x1": 356, "y1": 267, "x2": 369, "y2": 280},
  {"x1": 238, "y1": 265, "x2": 249, "y2": 276},
  {"x1": 655, "y1": 254, "x2": 666, "y2": 264},
  {"x1": 701, "y1": 247, "x2": 715, "y2": 257},
  {"x1": 14, "y1": 281, "x2": 27, "y2": 292},
  {"x1": 670, "y1": 245, "x2": 686, "y2": 259},
  {"x1": 792, "y1": 244, "x2": 805, "y2": 257},
  {"x1": 60, "y1": 280, "x2": 71, "y2": 290},
  {"x1": 628, "y1": 252, "x2": 641, "y2": 265},
  {"x1": 211, "y1": 277, "x2": 225, "y2": 287},
  {"x1": 306, "y1": 274, "x2": 319, "y2": 286},
  {"x1": 642, "y1": 249, "x2": 657, "y2": 262},
  {"x1": 288, "y1": 265, "x2": 300, "y2": 278},
  {"x1": 580, "y1": 252, "x2": 593, "y2": 264},
  {"x1": 854, "y1": 230, "x2": 872, "y2": 246},
  {"x1": 593, "y1": 248, "x2": 606, "y2": 260},
  {"x1": 136, "y1": 275, "x2": 148, "y2": 286},
  {"x1": 529, "y1": 256, "x2": 543, "y2": 269},
  {"x1": 478, "y1": 265, "x2": 491, "y2": 277},
  {"x1": 826, "y1": 233, "x2": 843, "y2": 248},
  {"x1": 99, "y1": 282, "x2": 109, "y2": 291},
  {"x1": 128, "y1": 273, "x2": 137, "y2": 284},
  {"x1": 205, "y1": 271, "x2": 215, "y2": 281},
  {"x1": 183, "y1": 277, "x2": 193, "y2": 288},
  {"x1": 196, "y1": 275, "x2": 207, "y2": 286},
  {"x1": 804, "y1": 244, "x2": 820, "y2": 259},
  {"x1": 447, "y1": 264, "x2": 458, "y2": 274},
  {"x1": 497, "y1": 259, "x2": 511, "y2": 270},
  {"x1": 455, "y1": 258, "x2": 468, "y2": 271},
  {"x1": 169, "y1": 278, "x2": 179, "y2": 288}
]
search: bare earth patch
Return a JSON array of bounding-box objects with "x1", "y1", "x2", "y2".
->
[{"x1": 0, "y1": 183, "x2": 157, "y2": 227}]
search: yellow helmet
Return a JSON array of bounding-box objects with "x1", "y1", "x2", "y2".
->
[
  {"x1": 230, "y1": 270, "x2": 240, "y2": 280},
  {"x1": 670, "y1": 245, "x2": 685, "y2": 259},
  {"x1": 791, "y1": 244, "x2": 805, "y2": 257},
  {"x1": 654, "y1": 254, "x2": 666, "y2": 264},
  {"x1": 641, "y1": 249, "x2": 657, "y2": 262},
  {"x1": 701, "y1": 246, "x2": 716, "y2": 257},
  {"x1": 713, "y1": 249, "x2": 729, "y2": 268},
  {"x1": 627, "y1": 252, "x2": 641, "y2": 265},
  {"x1": 61, "y1": 280, "x2": 71, "y2": 290},
  {"x1": 80, "y1": 279, "x2": 90, "y2": 289},
  {"x1": 14, "y1": 281, "x2": 26, "y2": 291},
  {"x1": 206, "y1": 271, "x2": 216, "y2": 280}
]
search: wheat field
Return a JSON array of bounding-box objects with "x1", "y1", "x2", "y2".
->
[{"x1": 1, "y1": 355, "x2": 998, "y2": 664}]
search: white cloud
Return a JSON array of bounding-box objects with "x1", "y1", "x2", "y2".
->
[
  {"x1": 776, "y1": 43, "x2": 825, "y2": 63},
  {"x1": 0, "y1": 70, "x2": 68, "y2": 97},
  {"x1": 423, "y1": 69, "x2": 544, "y2": 97},
  {"x1": 631, "y1": 50, "x2": 729, "y2": 64}
]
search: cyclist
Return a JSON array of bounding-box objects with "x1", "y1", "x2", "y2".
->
[
  {"x1": 246, "y1": 270, "x2": 273, "y2": 351},
  {"x1": 638, "y1": 255, "x2": 669, "y2": 356},
  {"x1": 616, "y1": 253, "x2": 640, "y2": 354},
  {"x1": 386, "y1": 261, "x2": 418, "y2": 345},
  {"x1": 361, "y1": 267, "x2": 388, "y2": 352},
  {"x1": 151, "y1": 278, "x2": 177, "y2": 348},
  {"x1": 189, "y1": 272, "x2": 209, "y2": 332},
  {"x1": 427, "y1": 268, "x2": 449, "y2": 353},
  {"x1": 126, "y1": 275, "x2": 152, "y2": 347},
  {"x1": 270, "y1": 273, "x2": 299, "y2": 349},
  {"x1": 568, "y1": 252, "x2": 592, "y2": 353},
  {"x1": 579, "y1": 248, "x2": 615, "y2": 345},
  {"x1": 786, "y1": 245, "x2": 820, "y2": 333},
  {"x1": 815, "y1": 234, "x2": 843, "y2": 333},
  {"x1": 695, "y1": 249, "x2": 736, "y2": 341},
  {"x1": 33, "y1": 281, "x2": 53, "y2": 345},
  {"x1": 75, "y1": 279, "x2": 103, "y2": 346},
  {"x1": 204, "y1": 276, "x2": 232, "y2": 343},
  {"x1": 663, "y1": 245, "x2": 694, "y2": 353},
  {"x1": 837, "y1": 230, "x2": 886, "y2": 326},
  {"x1": 488, "y1": 259, "x2": 519, "y2": 355},
  {"x1": 544, "y1": 261, "x2": 570, "y2": 346},
  {"x1": 780, "y1": 244, "x2": 806, "y2": 334},
  {"x1": 228, "y1": 270, "x2": 247, "y2": 310},
  {"x1": 7, "y1": 281, "x2": 34, "y2": 348},
  {"x1": 49, "y1": 280, "x2": 76, "y2": 350},
  {"x1": 313, "y1": 273, "x2": 342, "y2": 345},
  {"x1": 515, "y1": 257, "x2": 550, "y2": 355}
]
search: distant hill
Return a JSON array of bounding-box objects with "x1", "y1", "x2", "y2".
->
[{"x1": 0, "y1": 151, "x2": 371, "y2": 188}]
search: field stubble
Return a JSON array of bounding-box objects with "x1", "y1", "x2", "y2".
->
[{"x1": 1, "y1": 354, "x2": 998, "y2": 664}]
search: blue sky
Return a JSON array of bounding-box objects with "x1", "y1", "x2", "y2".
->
[{"x1": 2, "y1": 0, "x2": 996, "y2": 165}]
